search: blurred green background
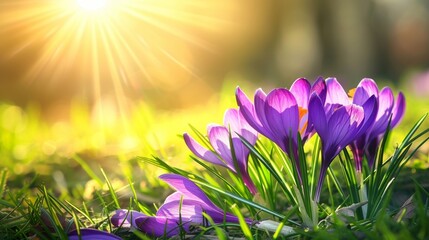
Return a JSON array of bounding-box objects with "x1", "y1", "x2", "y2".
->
[{"x1": 0, "y1": 0, "x2": 428, "y2": 197}]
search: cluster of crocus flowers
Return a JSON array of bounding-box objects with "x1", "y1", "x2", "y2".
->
[
  {"x1": 235, "y1": 77, "x2": 405, "y2": 202},
  {"x1": 107, "y1": 77, "x2": 406, "y2": 237},
  {"x1": 111, "y1": 174, "x2": 243, "y2": 238}
]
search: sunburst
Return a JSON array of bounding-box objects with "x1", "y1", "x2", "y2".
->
[
  {"x1": 76, "y1": 0, "x2": 108, "y2": 12},
  {"x1": 1, "y1": 0, "x2": 242, "y2": 122}
]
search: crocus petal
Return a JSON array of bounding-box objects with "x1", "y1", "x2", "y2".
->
[
  {"x1": 226, "y1": 108, "x2": 258, "y2": 145},
  {"x1": 157, "y1": 196, "x2": 204, "y2": 223},
  {"x1": 68, "y1": 229, "x2": 122, "y2": 240},
  {"x1": 134, "y1": 215, "x2": 190, "y2": 238},
  {"x1": 377, "y1": 87, "x2": 394, "y2": 121},
  {"x1": 160, "y1": 196, "x2": 240, "y2": 224},
  {"x1": 254, "y1": 88, "x2": 275, "y2": 139},
  {"x1": 159, "y1": 174, "x2": 218, "y2": 210},
  {"x1": 305, "y1": 77, "x2": 327, "y2": 137},
  {"x1": 240, "y1": 124, "x2": 258, "y2": 145},
  {"x1": 290, "y1": 78, "x2": 312, "y2": 138},
  {"x1": 353, "y1": 78, "x2": 379, "y2": 105},
  {"x1": 350, "y1": 139, "x2": 365, "y2": 171},
  {"x1": 355, "y1": 95, "x2": 378, "y2": 138},
  {"x1": 222, "y1": 108, "x2": 257, "y2": 164},
  {"x1": 308, "y1": 94, "x2": 328, "y2": 139},
  {"x1": 310, "y1": 76, "x2": 327, "y2": 104},
  {"x1": 111, "y1": 209, "x2": 147, "y2": 228},
  {"x1": 290, "y1": 78, "x2": 311, "y2": 108},
  {"x1": 326, "y1": 78, "x2": 350, "y2": 105},
  {"x1": 223, "y1": 108, "x2": 241, "y2": 134},
  {"x1": 391, "y1": 92, "x2": 405, "y2": 128},
  {"x1": 159, "y1": 174, "x2": 243, "y2": 223},
  {"x1": 241, "y1": 173, "x2": 258, "y2": 195},
  {"x1": 183, "y1": 133, "x2": 226, "y2": 167},
  {"x1": 264, "y1": 88, "x2": 299, "y2": 150},
  {"x1": 236, "y1": 87, "x2": 267, "y2": 136},
  {"x1": 208, "y1": 125, "x2": 235, "y2": 170},
  {"x1": 161, "y1": 191, "x2": 183, "y2": 203},
  {"x1": 232, "y1": 137, "x2": 247, "y2": 167},
  {"x1": 326, "y1": 105, "x2": 364, "y2": 153},
  {"x1": 368, "y1": 88, "x2": 393, "y2": 137},
  {"x1": 156, "y1": 192, "x2": 238, "y2": 224},
  {"x1": 236, "y1": 87, "x2": 274, "y2": 142}
]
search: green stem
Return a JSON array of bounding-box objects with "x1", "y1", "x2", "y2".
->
[{"x1": 356, "y1": 170, "x2": 368, "y2": 219}]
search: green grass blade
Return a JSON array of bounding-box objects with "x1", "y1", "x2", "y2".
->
[
  {"x1": 238, "y1": 136, "x2": 292, "y2": 200},
  {"x1": 191, "y1": 156, "x2": 241, "y2": 195},
  {"x1": 40, "y1": 187, "x2": 68, "y2": 239},
  {"x1": 190, "y1": 177, "x2": 300, "y2": 226},
  {"x1": 100, "y1": 168, "x2": 120, "y2": 209},
  {"x1": 126, "y1": 177, "x2": 152, "y2": 215},
  {"x1": 310, "y1": 136, "x2": 321, "y2": 200},
  {"x1": 0, "y1": 169, "x2": 8, "y2": 198},
  {"x1": 201, "y1": 212, "x2": 228, "y2": 240},
  {"x1": 231, "y1": 204, "x2": 253, "y2": 240},
  {"x1": 73, "y1": 155, "x2": 103, "y2": 186},
  {"x1": 65, "y1": 200, "x2": 95, "y2": 225}
]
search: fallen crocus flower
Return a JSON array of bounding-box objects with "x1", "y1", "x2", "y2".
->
[
  {"x1": 111, "y1": 209, "x2": 187, "y2": 237},
  {"x1": 111, "y1": 174, "x2": 246, "y2": 238},
  {"x1": 68, "y1": 228, "x2": 122, "y2": 240}
]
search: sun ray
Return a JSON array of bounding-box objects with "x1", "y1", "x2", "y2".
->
[
  {"x1": 77, "y1": 0, "x2": 108, "y2": 12},
  {"x1": 0, "y1": 0, "x2": 255, "y2": 130},
  {"x1": 160, "y1": 48, "x2": 200, "y2": 80}
]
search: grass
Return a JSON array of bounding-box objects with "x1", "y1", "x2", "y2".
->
[{"x1": 0, "y1": 79, "x2": 428, "y2": 239}]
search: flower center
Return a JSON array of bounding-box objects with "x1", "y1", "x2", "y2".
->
[
  {"x1": 298, "y1": 107, "x2": 308, "y2": 135},
  {"x1": 348, "y1": 88, "x2": 356, "y2": 99}
]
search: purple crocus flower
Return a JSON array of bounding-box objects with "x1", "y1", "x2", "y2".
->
[
  {"x1": 111, "y1": 174, "x2": 243, "y2": 238},
  {"x1": 111, "y1": 210, "x2": 191, "y2": 238},
  {"x1": 309, "y1": 78, "x2": 378, "y2": 201},
  {"x1": 349, "y1": 78, "x2": 406, "y2": 171},
  {"x1": 235, "y1": 78, "x2": 323, "y2": 184},
  {"x1": 157, "y1": 174, "x2": 241, "y2": 224},
  {"x1": 183, "y1": 108, "x2": 258, "y2": 194},
  {"x1": 68, "y1": 228, "x2": 122, "y2": 240}
]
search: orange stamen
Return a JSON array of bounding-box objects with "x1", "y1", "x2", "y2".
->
[
  {"x1": 298, "y1": 107, "x2": 308, "y2": 135},
  {"x1": 299, "y1": 107, "x2": 308, "y2": 119},
  {"x1": 348, "y1": 88, "x2": 356, "y2": 98}
]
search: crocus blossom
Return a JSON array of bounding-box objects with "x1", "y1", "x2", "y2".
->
[
  {"x1": 349, "y1": 78, "x2": 405, "y2": 170},
  {"x1": 309, "y1": 78, "x2": 378, "y2": 201},
  {"x1": 68, "y1": 228, "x2": 122, "y2": 240},
  {"x1": 111, "y1": 174, "x2": 243, "y2": 238},
  {"x1": 157, "y1": 174, "x2": 241, "y2": 224},
  {"x1": 184, "y1": 108, "x2": 258, "y2": 194},
  {"x1": 235, "y1": 78, "x2": 324, "y2": 184},
  {"x1": 111, "y1": 209, "x2": 187, "y2": 237}
]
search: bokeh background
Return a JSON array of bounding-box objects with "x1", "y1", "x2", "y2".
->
[
  {"x1": 0, "y1": 0, "x2": 428, "y2": 188},
  {"x1": 2, "y1": 0, "x2": 429, "y2": 111}
]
